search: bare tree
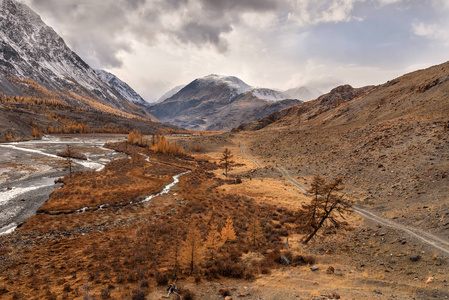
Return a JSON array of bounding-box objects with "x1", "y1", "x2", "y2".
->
[
  {"x1": 300, "y1": 175, "x2": 352, "y2": 244},
  {"x1": 219, "y1": 148, "x2": 235, "y2": 178},
  {"x1": 64, "y1": 144, "x2": 74, "y2": 176},
  {"x1": 58, "y1": 144, "x2": 86, "y2": 176}
]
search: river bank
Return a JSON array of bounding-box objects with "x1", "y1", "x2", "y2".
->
[{"x1": 0, "y1": 135, "x2": 125, "y2": 234}]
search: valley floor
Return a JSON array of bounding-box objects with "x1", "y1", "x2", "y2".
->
[{"x1": 0, "y1": 133, "x2": 448, "y2": 299}]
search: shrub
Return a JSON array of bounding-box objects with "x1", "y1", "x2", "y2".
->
[
  {"x1": 155, "y1": 272, "x2": 169, "y2": 286},
  {"x1": 181, "y1": 289, "x2": 196, "y2": 300},
  {"x1": 100, "y1": 289, "x2": 111, "y2": 299},
  {"x1": 244, "y1": 268, "x2": 257, "y2": 280},
  {"x1": 267, "y1": 248, "x2": 281, "y2": 264},
  {"x1": 131, "y1": 289, "x2": 146, "y2": 300},
  {"x1": 231, "y1": 264, "x2": 245, "y2": 279},
  {"x1": 303, "y1": 255, "x2": 316, "y2": 265},
  {"x1": 292, "y1": 255, "x2": 305, "y2": 265},
  {"x1": 260, "y1": 266, "x2": 271, "y2": 275},
  {"x1": 194, "y1": 275, "x2": 201, "y2": 284},
  {"x1": 204, "y1": 266, "x2": 219, "y2": 280},
  {"x1": 140, "y1": 280, "x2": 149, "y2": 288}
]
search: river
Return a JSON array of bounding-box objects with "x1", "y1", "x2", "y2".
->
[{"x1": 0, "y1": 135, "x2": 125, "y2": 235}]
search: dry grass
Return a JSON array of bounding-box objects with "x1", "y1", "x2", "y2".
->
[
  {"x1": 38, "y1": 157, "x2": 182, "y2": 213},
  {"x1": 0, "y1": 143, "x2": 303, "y2": 299}
]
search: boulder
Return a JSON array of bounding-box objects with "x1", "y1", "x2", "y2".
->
[{"x1": 410, "y1": 255, "x2": 421, "y2": 262}]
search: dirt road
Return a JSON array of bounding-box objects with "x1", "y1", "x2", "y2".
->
[{"x1": 239, "y1": 140, "x2": 449, "y2": 256}]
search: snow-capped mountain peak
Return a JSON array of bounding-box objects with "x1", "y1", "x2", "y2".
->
[
  {"x1": 251, "y1": 88, "x2": 291, "y2": 101},
  {"x1": 198, "y1": 74, "x2": 252, "y2": 94},
  {"x1": 0, "y1": 0, "x2": 148, "y2": 116}
]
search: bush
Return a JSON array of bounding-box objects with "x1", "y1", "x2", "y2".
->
[
  {"x1": 244, "y1": 268, "x2": 257, "y2": 280},
  {"x1": 194, "y1": 275, "x2": 201, "y2": 284},
  {"x1": 131, "y1": 289, "x2": 146, "y2": 300},
  {"x1": 231, "y1": 264, "x2": 245, "y2": 279},
  {"x1": 155, "y1": 272, "x2": 169, "y2": 286},
  {"x1": 267, "y1": 248, "x2": 281, "y2": 264},
  {"x1": 204, "y1": 266, "x2": 219, "y2": 280},
  {"x1": 181, "y1": 289, "x2": 196, "y2": 300},
  {"x1": 140, "y1": 280, "x2": 149, "y2": 288},
  {"x1": 260, "y1": 266, "x2": 271, "y2": 275},
  {"x1": 304, "y1": 255, "x2": 316, "y2": 265},
  {"x1": 100, "y1": 289, "x2": 111, "y2": 299}
]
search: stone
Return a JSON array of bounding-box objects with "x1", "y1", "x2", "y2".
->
[
  {"x1": 426, "y1": 277, "x2": 434, "y2": 284},
  {"x1": 435, "y1": 257, "x2": 444, "y2": 266},
  {"x1": 326, "y1": 266, "x2": 335, "y2": 274},
  {"x1": 280, "y1": 256, "x2": 291, "y2": 265},
  {"x1": 225, "y1": 297, "x2": 233, "y2": 300},
  {"x1": 219, "y1": 288, "x2": 231, "y2": 297},
  {"x1": 410, "y1": 255, "x2": 421, "y2": 262},
  {"x1": 310, "y1": 266, "x2": 319, "y2": 271}
]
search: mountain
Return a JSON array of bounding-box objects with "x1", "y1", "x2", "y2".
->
[
  {"x1": 148, "y1": 74, "x2": 302, "y2": 131},
  {"x1": 95, "y1": 69, "x2": 149, "y2": 107},
  {"x1": 156, "y1": 84, "x2": 186, "y2": 103},
  {"x1": 251, "y1": 88, "x2": 291, "y2": 101},
  {"x1": 0, "y1": 0, "x2": 149, "y2": 118},
  {"x1": 284, "y1": 86, "x2": 323, "y2": 101},
  {"x1": 235, "y1": 61, "x2": 449, "y2": 242},
  {"x1": 235, "y1": 84, "x2": 373, "y2": 131}
]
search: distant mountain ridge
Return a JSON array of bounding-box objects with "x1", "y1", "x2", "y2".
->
[
  {"x1": 148, "y1": 74, "x2": 302, "y2": 131},
  {"x1": 0, "y1": 0, "x2": 150, "y2": 119},
  {"x1": 95, "y1": 69, "x2": 149, "y2": 107},
  {"x1": 157, "y1": 84, "x2": 186, "y2": 103},
  {"x1": 284, "y1": 86, "x2": 323, "y2": 101}
]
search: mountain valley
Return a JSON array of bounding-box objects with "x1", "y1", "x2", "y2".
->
[{"x1": 0, "y1": 0, "x2": 449, "y2": 299}]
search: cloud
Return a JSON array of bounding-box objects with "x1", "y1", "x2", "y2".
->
[
  {"x1": 21, "y1": 0, "x2": 373, "y2": 68},
  {"x1": 18, "y1": 0, "x2": 449, "y2": 101}
]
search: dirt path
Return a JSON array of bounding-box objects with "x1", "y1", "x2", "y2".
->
[
  {"x1": 354, "y1": 206, "x2": 449, "y2": 256},
  {"x1": 239, "y1": 141, "x2": 263, "y2": 168},
  {"x1": 238, "y1": 139, "x2": 449, "y2": 257},
  {"x1": 276, "y1": 166, "x2": 307, "y2": 194}
]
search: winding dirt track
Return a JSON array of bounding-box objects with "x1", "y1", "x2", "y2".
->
[
  {"x1": 239, "y1": 141, "x2": 262, "y2": 168},
  {"x1": 239, "y1": 141, "x2": 449, "y2": 256}
]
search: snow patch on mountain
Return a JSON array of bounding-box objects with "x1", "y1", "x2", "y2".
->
[
  {"x1": 95, "y1": 69, "x2": 148, "y2": 106},
  {"x1": 251, "y1": 88, "x2": 291, "y2": 101},
  {"x1": 0, "y1": 0, "x2": 136, "y2": 111},
  {"x1": 199, "y1": 74, "x2": 252, "y2": 95}
]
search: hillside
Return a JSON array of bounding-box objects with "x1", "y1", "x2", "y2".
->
[
  {"x1": 237, "y1": 61, "x2": 449, "y2": 239},
  {"x1": 148, "y1": 74, "x2": 302, "y2": 131},
  {"x1": 0, "y1": 0, "x2": 154, "y2": 118},
  {"x1": 95, "y1": 69, "x2": 150, "y2": 109}
]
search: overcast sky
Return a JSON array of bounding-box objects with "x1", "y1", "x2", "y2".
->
[{"x1": 20, "y1": 0, "x2": 449, "y2": 102}]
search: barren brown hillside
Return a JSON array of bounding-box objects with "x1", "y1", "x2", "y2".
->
[{"x1": 238, "y1": 61, "x2": 449, "y2": 239}]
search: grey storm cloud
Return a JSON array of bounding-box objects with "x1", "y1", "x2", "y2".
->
[
  {"x1": 22, "y1": 0, "x2": 285, "y2": 67},
  {"x1": 19, "y1": 0, "x2": 449, "y2": 101}
]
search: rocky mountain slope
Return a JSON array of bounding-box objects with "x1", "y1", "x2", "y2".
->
[
  {"x1": 238, "y1": 61, "x2": 449, "y2": 239},
  {"x1": 0, "y1": 0, "x2": 149, "y2": 118},
  {"x1": 95, "y1": 69, "x2": 150, "y2": 108},
  {"x1": 235, "y1": 84, "x2": 373, "y2": 131},
  {"x1": 148, "y1": 74, "x2": 302, "y2": 131}
]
